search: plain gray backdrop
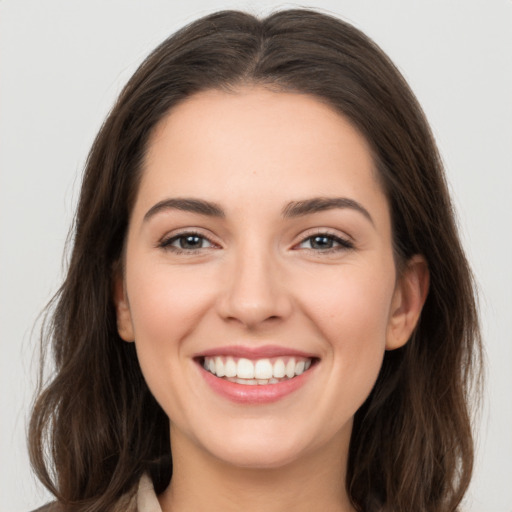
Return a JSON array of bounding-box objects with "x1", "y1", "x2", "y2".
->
[{"x1": 1, "y1": 1, "x2": 511, "y2": 511}]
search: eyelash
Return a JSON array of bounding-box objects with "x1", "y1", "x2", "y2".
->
[
  {"x1": 295, "y1": 231, "x2": 354, "y2": 253},
  {"x1": 158, "y1": 230, "x2": 354, "y2": 255},
  {"x1": 158, "y1": 230, "x2": 217, "y2": 254}
]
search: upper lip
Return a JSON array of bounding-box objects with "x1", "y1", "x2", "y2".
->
[{"x1": 194, "y1": 344, "x2": 318, "y2": 359}]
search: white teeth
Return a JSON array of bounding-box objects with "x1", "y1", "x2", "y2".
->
[
  {"x1": 203, "y1": 355, "x2": 314, "y2": 383},
  {"x1": 254, "y1": 359, "x2": 273, "y2": 379},
  {"x1": 215, "y1": 356, "x2": 225, "y2": 377},
  {"x1": 236, "y1": 378, "x2": 257, "y2": 385},
  {"x1": 295, "y1": 360, "x2": 305, "y2": 375},
  {"x1": 285, "y1": 358, "x2": 296, "y2": 378},
  {"x1": 224, "y1": 357, "x2": 237, "y2": 378},
  {"x1": 237, "y1": 358, "x2": 255, "y2": 379},
  {"x1": 273, "y1": 359, "x2": 285, "y2": 378}
]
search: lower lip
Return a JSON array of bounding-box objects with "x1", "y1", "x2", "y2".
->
[{"x1": 199, "y1": 363, "x2": 316, "y2": 404}]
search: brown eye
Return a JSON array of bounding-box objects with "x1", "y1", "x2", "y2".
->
[
  {"x1": 310, "y1": 235, "x2": 335, "y2": 249},
  {"x1": 176, "y1": 235, "x2": 205, "y2": 249},
  {"x1": 160, "y1": 233, "x2": 215, "y2": 252}
]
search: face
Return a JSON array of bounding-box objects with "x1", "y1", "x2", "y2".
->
[{"x1": 115, "y1": 87, "x2": 426, "y2": 470}]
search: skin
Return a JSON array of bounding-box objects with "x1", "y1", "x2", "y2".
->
[{"x1": 114, "y1": 87, "x2": 429, "y2": 512}]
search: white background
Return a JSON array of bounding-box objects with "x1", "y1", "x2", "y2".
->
[{"x1": 0, "y1": 1, "x2": 511, "y2": 511}]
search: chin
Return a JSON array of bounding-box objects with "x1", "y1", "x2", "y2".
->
[
  {"x1": 193, "y1": 421, "x2": 325, "y2": 470},
  {"x1": 213, "y1": 441, "x2": 307, "y2": 470}
]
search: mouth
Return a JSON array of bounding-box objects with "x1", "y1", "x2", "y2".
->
[{"x1": 198, "y1": 355, "x2": 317, "y2": 386}]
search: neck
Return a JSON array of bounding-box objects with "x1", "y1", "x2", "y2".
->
[{"x1": 158, "y1": 427, "x2": 355, "y2": 512}]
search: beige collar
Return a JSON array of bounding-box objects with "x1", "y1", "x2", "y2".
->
[{"x1": 136, "y1": 473, "x2": 162, "y2": 512}]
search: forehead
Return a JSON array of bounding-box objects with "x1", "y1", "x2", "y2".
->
[{"x1": 137, "y1": 86, "x2": 387, "y2": 218}]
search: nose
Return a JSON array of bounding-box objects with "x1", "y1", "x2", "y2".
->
[{"x1": 216, "y1": 245, "x2": 293, "y2": 329}]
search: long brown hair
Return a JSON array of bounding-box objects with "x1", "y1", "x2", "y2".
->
[{"x1": 29, "y1": 9, "x2": 482, "y2": 512}]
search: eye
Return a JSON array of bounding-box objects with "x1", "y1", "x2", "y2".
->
[
  {"x1": 297, "y1": 233, "x2": 353, "y2": 251},
  {"x1": 160, "y1": 232, "x2": 216, "y2": 252}
]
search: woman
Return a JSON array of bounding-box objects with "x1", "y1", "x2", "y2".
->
[{"x1": 29, "y1": 9, "x2": 482, "y2": 512}]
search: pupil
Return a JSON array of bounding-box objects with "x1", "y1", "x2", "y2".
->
[
  {"x1": 312, "y1": 235, "x2": 332, "y2": 249},
  {"x1": 180, "y1": 235, "x2": 202, "y2": 249}
]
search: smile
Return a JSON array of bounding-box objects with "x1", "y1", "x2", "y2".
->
[
  {"x1": 196, "y1": 346, "x2": 319, "y2": 403},
  {"x1": 203, "y1": 356, "x2": 313, "y2": 385}
]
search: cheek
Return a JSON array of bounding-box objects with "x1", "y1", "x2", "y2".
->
[
  {"x1": 125, "y1": 263, "x2": 221, "y2": 421},
  {"x1": 125, "y1": 263, "x2": 217, "y2": 380},
  {"x1": 128, "y1": 263, "x2": 215, "y2": 338},
  {"x1": 305, "y1": 263, "x2": 394, "y2": 338},
  {"x1": 299, "y1": 263, "x2": 395, "y2": 392}
]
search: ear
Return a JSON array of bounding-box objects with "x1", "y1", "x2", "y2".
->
[
  {"x1": 113, "y1": 271, "x2": 135, "y2": 342},
  {"x1": 386, "y1": 255, "x2": 430, "y2": 350}
]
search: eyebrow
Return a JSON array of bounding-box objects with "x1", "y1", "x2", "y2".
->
[
  {"x1": 143, "y1": 198, "x2": 225, "y2": 222},
  {"x1": 143, "y1": 196, "x2": 374, "y2": 225},
  {"x1": 282, "y1": 197, "x2": 374, "y2": 225}
]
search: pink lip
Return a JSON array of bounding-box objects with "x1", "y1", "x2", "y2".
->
[
  {"x1": 195, "y1": 344, "x2": 317, "y2": 359},
  {"x1": 197, "y1": 359, "x2": 317, "y2": 405}
]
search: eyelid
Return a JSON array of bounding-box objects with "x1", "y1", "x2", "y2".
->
[
  {"x1": 292, "y1": 228, "x2": 355, "y2": 251},
  {"x1": 156, "y1": 226, "x2": 354, "y2": 253},
  {"x1": 158, "y1": 228, "x2": 221, "y2": 251}
]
